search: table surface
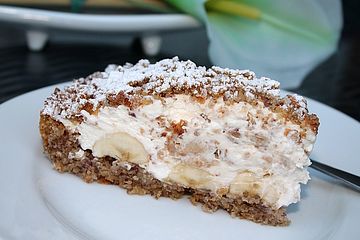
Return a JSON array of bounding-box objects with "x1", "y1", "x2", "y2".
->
[{"x1": 0, "y1": 2, "x2": 359, "y2": 122}]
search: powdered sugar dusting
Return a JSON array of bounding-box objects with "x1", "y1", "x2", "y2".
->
[{"x1": 42, "y1": 57, "x2": 309, "y2": 120}]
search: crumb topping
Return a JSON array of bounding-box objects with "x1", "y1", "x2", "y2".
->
[{"x1": 41, "y1": 57, "x2": 318, "y2": 132}]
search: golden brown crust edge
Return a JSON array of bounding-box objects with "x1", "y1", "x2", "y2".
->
[
  {"x1": 105, "y1": 90, "x2": 320, "y2": 134},
  {"x1": 43, "y1": 57, "x2": 319, "y2": 135},
  {"x1": 48, "y1": 84, "x2": 319, "y2": 135},
  {"x1": 39, "y1": 114, "x2": 290, "y2": 226}
]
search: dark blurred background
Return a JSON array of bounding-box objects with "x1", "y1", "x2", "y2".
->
[{"x1": 0, "y1": 1, "x2": 359, "y2": 121}]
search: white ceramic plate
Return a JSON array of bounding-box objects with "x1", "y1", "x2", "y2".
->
[
  {"x1": 0, "y1": 84, "x2": 359, "y2": 240},
  {"x1": 0, "y1": 6, "x2": 200, "y2": 32}
]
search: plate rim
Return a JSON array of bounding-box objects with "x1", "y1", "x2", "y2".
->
[{"x1": 0, "y1": 5, "x2": 201, "y2": 32}]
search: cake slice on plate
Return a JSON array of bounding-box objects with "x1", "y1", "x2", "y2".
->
[{"x1": 40, "y1": 57, "x2": 319, "y2": 226}]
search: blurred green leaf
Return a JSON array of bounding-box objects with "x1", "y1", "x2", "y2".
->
[
  {"x1": 167, "y1": 0, "x2": 342, "y2": 88},
  {"x1": 71, "y1": 0, "x2": 86, "y2": 12}
]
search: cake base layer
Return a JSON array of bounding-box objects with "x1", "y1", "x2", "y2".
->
[{"x1": 39, "y1": 115, "x2": 290, "y2": 226}]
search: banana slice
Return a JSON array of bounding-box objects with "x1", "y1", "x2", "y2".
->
[
  {"x1": 168, "y1": 163, "x2": 212, "y2": 189},
  {"x1": 93, "y1": 132, "x2": 149, "y2": 164},
  {"x1": 229, "y1": 171, "x2": 260, "y2": 195}
]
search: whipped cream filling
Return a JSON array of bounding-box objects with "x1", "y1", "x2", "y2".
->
[{"x1": 62, "y1": 95, "x2": 316, "y2": 209}]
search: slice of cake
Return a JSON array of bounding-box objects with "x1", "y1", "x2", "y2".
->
[{"x1": 39, "y1": 57, "x2": 319, "y2": 226}]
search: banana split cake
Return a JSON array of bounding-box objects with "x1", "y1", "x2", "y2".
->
[{"x1": 39, "y1": 57, "x2": 319, "y2": 226}]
